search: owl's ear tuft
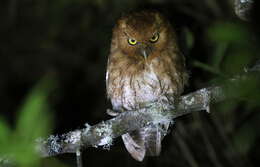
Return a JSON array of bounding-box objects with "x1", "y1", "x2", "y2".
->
[
  {"x1": 118, "y1": 20, "x2": 127, "y2": 29},
  {"x1": 154, "y1": 13, "x2": 163, "y2": 25}
]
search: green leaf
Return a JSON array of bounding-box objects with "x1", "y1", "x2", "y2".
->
[
  {"x1": 11, "y1": 143, "x2": 40, "y2": 167},
  {"x1": 15, "y1": 77, "x2": 54, "y2": 141},
  {"x1": 11, "y1": 76, "x2": 55, "y2": 166},
  {"x1": 208, "y1": 22, "x2": 250, "y2": 44},
  {"x1": 0, "y1": 117, "x2": 11, "y2": 154}
]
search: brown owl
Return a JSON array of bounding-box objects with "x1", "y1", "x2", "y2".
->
[{"x1": 106, "y1": 10, "x2": 188, "y2": 161}]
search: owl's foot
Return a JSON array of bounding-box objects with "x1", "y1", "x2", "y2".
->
[
  {"x1": 156, "y1": 95, "x2": 176, "y2": 111},
  {"x1": 106, "y1": 109, "x2": 123, "y2": 117}
]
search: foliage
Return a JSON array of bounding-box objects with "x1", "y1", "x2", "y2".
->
[
  {"x1": 193, "y1": 21, "x2": 260, "y2": 163},
  {"x1": 0, "y1": 77, "x2": 54, "y2": 167}
]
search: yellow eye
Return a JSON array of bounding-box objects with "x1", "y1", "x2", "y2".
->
[
  {"x1": 150, "y1": 33, "x2": 159, "y2": 43},
  {"x1": 128, "y1": 38, "x2": 137, "y2": 45}
]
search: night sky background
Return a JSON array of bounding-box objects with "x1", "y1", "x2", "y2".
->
[{"x1": 0, "y1": 0, "x2": 260, "y2": 167}]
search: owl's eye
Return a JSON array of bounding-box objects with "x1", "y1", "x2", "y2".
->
[
  {"x1": 128, "y1": 38, "x2": 137, "y2": 45},
  {"x1": 150, "y1": 33, "x2": 159, "y2": 43}
]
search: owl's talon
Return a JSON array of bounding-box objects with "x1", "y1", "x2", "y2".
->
[
  {"x1": 156, "y1": 97, "x2": 175, "y2": 111},
  {"x1": 106, "y1": 109, "x2": 121, "y2": 116}
]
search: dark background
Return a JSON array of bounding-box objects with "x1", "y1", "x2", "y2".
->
[{"x1": 0, "y1": 0, "x2": 260, "y2": 167}]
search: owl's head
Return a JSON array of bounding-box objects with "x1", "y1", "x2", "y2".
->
[{"x1": 112, "y1": 10, "x2": 177, "y2": 60}]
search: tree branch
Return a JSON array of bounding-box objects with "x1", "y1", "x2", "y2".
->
[{"x1": 36, "y1": 63, "x2": 260, "y2": 158}]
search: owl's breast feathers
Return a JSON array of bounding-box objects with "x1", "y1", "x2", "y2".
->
[
  {"x1": 106, "y1": 49, "x2": 186, "y2": 111},
  {"x1": 106, "y1": 49, "x2": 186, "y2": 161}
]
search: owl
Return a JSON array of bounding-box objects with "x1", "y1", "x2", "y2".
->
[{"x1": 106, "y1": 10, "x2": 188, "y2": 161}]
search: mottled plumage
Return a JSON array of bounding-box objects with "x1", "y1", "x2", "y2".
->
[{"x1": 106, "y1": 10, "x2": 188, "y2": 161}]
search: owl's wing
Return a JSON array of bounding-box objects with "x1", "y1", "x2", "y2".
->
[
  {"x1": 105, "y1": 58, "x2": 110, "y2": 93},
  {"x1": 106, "y1": 57, "x2": 115, "y2": 102}
]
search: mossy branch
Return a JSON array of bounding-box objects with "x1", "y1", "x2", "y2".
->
[{"x1": 36, "y1": 62, "x2": 260, "y2": 158}]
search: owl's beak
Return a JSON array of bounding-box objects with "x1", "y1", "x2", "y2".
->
[
  {"x1": 141, "y1": 49, "x2": 148, "y2": 60},
  {"x1": 140, "y1": 45, "x2": 151, "y2": 60}
]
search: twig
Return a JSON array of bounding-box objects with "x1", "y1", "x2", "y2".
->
[{"x1": 76, "y1": 149, "x2": 83, "y2": 167}]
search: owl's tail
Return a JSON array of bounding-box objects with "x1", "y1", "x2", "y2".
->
[{"x1": 122, "y1": 122, "x2": 169, "y2": 161}]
